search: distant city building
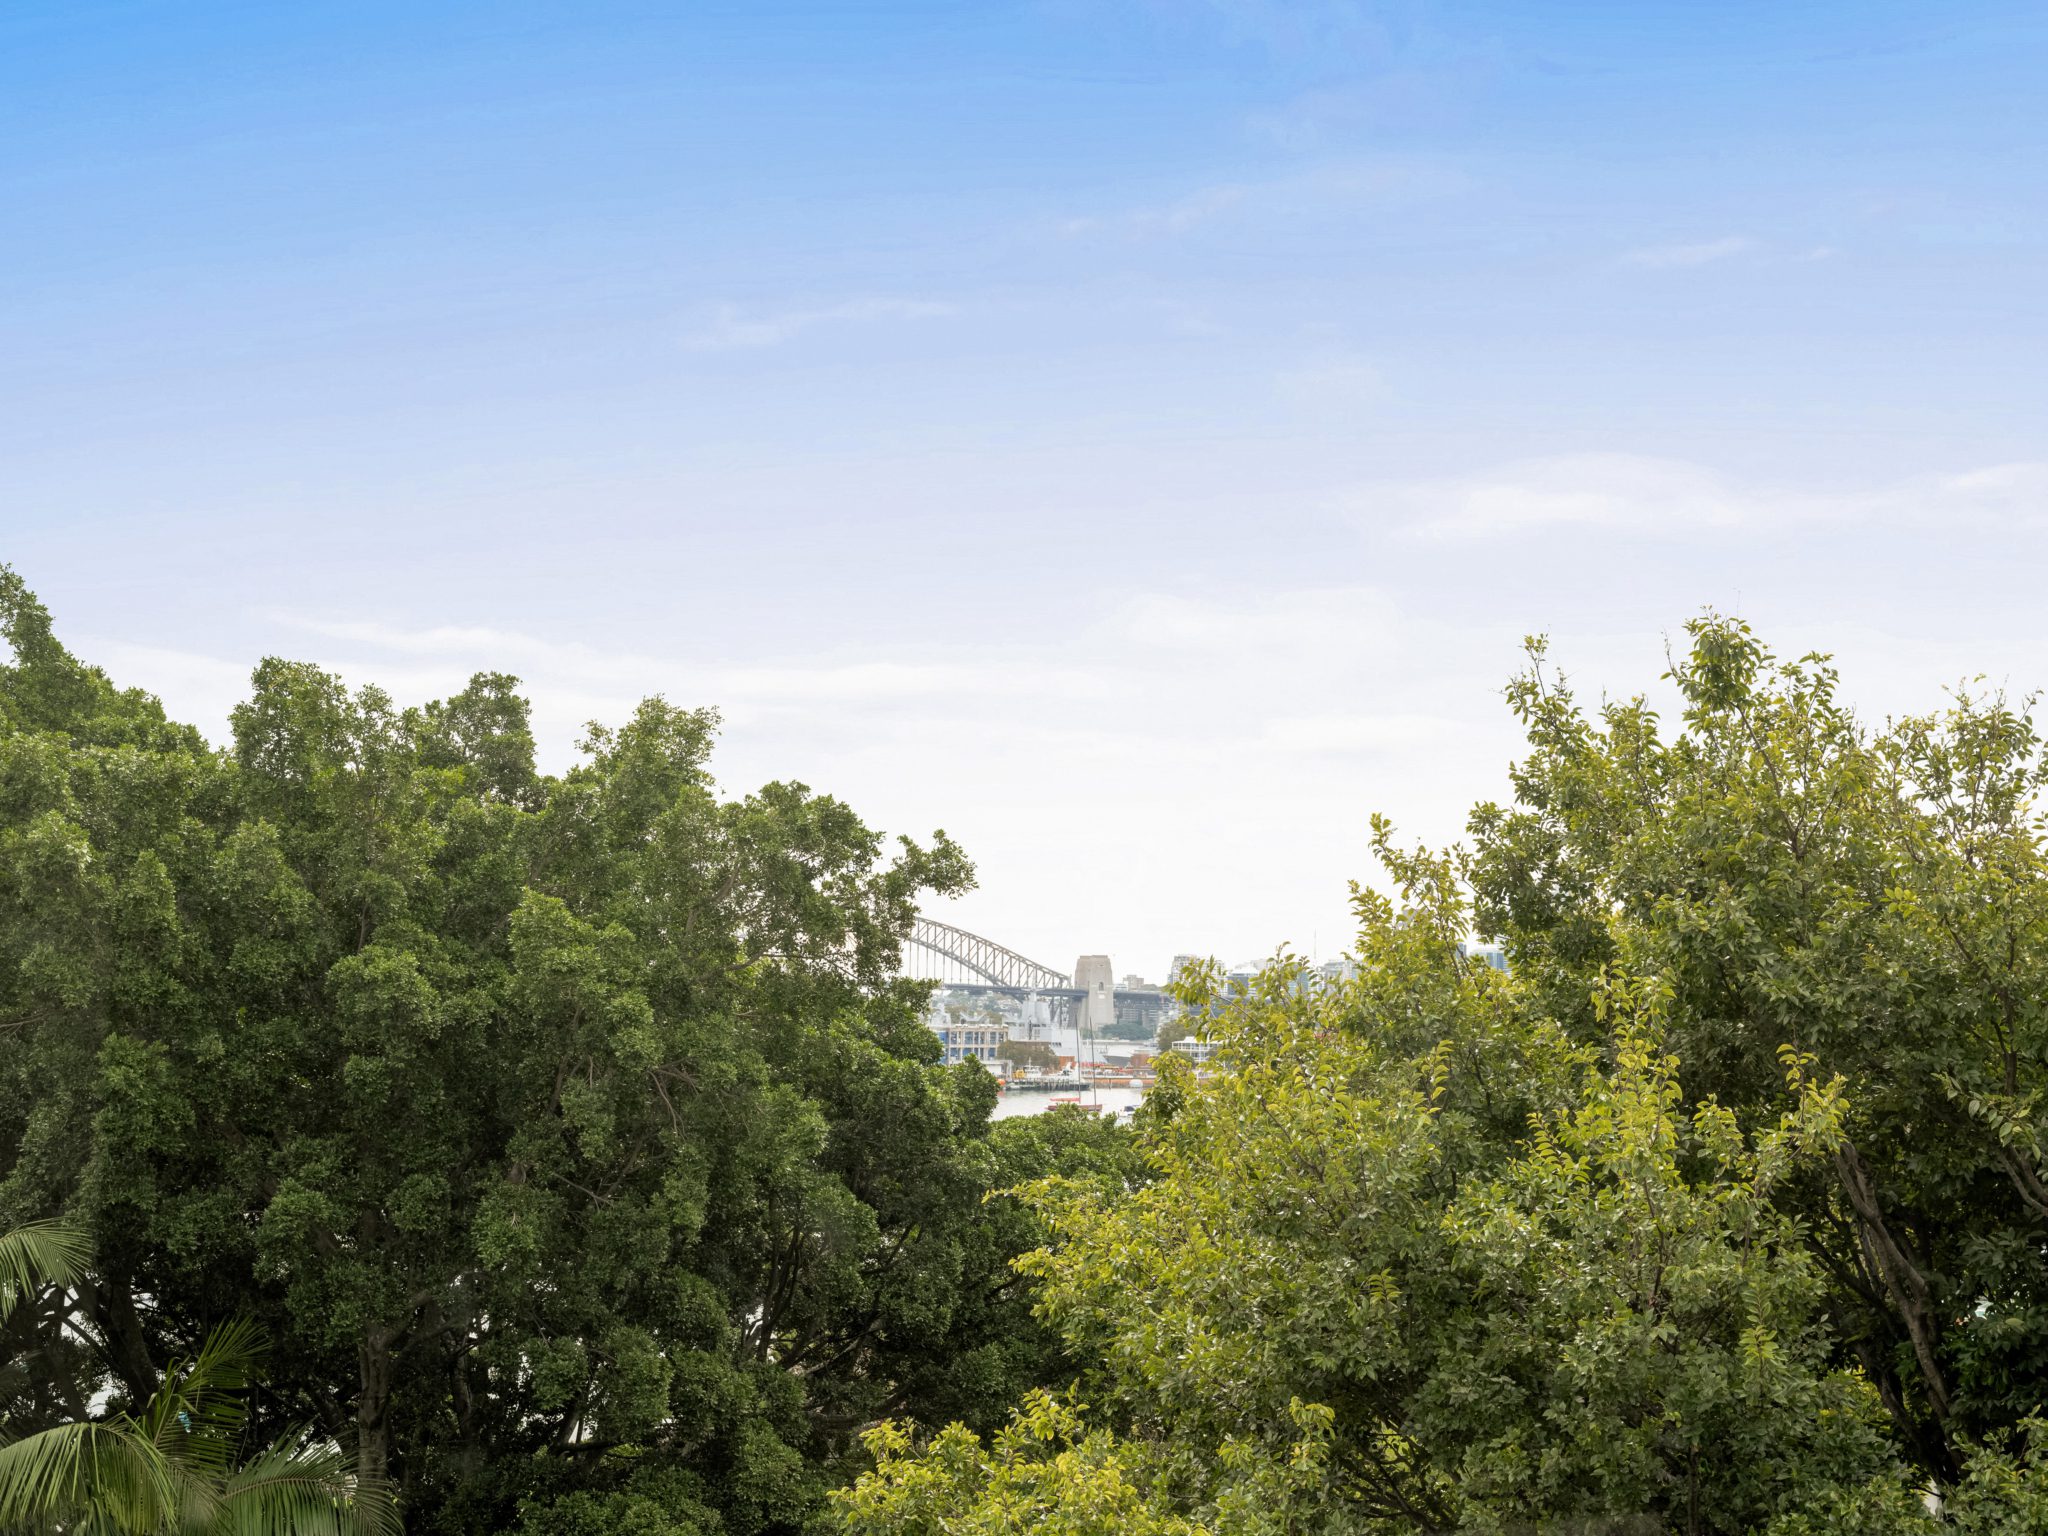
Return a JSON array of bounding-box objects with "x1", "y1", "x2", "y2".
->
[
  {"x1": 1458, "y1": 941, "x2": 1509, "y2": 973},
  {"x1": 912, "y1": 927, "x2": 1498, "y2": 1066},
  {"x1": 1169, "y1": 1037, "x2": 1219, "y2": 1065},
  {"x1": 1113, "y1": 988, "x2": 1170, "y2": 1035},
  {"x1": 913, "y1": 946, "x2": 1249, "y2": 1057},
  {"x1": 933, "y1": 1018, "x2": 1009, "y2": 1068},
  {"x1": 1316, "y1": 956, "x2": 1359, "y2": 987}
]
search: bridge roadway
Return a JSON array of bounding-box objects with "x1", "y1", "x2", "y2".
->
[
  {"x1": 899, "y1": 918, "x2": 1170, "y2": 1032},
  {"x1": 922, "y1": 980, "x2": 1088, "y2": 1005}
]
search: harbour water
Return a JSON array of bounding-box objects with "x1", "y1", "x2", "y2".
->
[{"x1": 991, "y1": 1084, "x2": 1147, "y2": 1121}]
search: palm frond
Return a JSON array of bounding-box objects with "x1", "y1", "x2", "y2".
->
[
  {"x1": 140, "y1": 1317, "x2": 265, "y2": 1474},
  {"x1": 209, "y1": 1433, "x2": 401, "y2": 1536},
  {"x1": 0, "y1": 1418, "x2": 176, "y2": 1533},
  {"x1": 0, "y1": 1284, "x2": 396, "y2": 1536},
  {"x1": 176, "y1": 1317, "x2": 264, "y2": 1403},
  {"x1": 0, "y1": 1219, "x2": 90, "y2": 1324}
]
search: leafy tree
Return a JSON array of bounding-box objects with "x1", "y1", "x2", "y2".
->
[
  {"x1": 0, "y1": 1219, "x2": 93, "y2": 1434},
  {"x1": 0, "y1": 568, "x2": 1125, "y2": 1533},
  {"x1": 0, "y1": 1220, "x2": 389, "y2": 1534},
  {"x1": 831, "y1": 622, "x2": 2048, "y2": 1532},
  {"x1": 1467, "y1": 619, "x2": 2048, "y2": 1476},
  {"x1": 834, "y1": 830, "x2": 1911, "y2": 1533}
]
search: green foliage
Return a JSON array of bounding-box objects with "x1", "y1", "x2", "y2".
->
[
  {"x1": 837, "y1": 1391, "x2": 1206, "y2": 1536},
  {"x1": 1468, "y1": 618, "x2": 2048, "y2": 1476},
  {"x1": 0, "y1": 1218, "x2": 88, "y2": 1322},
  {"x1": 30, "y1": 568, "x2": 2048, "y2": 1531},
  {"x1": 833, "y1": 867, "x2": 1900, "y2": 1530},
  {"x1": 1763, "y1": 1421, "x2": 2048, "y2": 1535},
  {"x1": 0, "y1": 1220, "x2": 391, "y2": 1534},
  {"x1": 1002, "y1": 854, "x2": 1890, "y2": 1532},
  {"x1": 837, "y1": 619, "x2": 2048, "y2": 1532},
  {"x1": 513, "y1": 1466, "x2": 720, "y2": 1536},
  {"x1": 0, "y1": 567, "x2": 1132, "y2": 1533}
]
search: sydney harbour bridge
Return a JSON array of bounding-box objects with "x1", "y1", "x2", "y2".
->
[
  {"x1": 903, "y1": 919, "x2": 1071, "y2": 991},
  {"x1": 897, "y1": 918, "x2": 1163, "y2": 1032}
]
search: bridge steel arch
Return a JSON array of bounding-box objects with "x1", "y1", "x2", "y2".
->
[{"x1": 903, "y1": 918, "x2": 1069, "y2": 991}]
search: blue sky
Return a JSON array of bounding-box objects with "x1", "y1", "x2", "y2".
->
[{"x1": 6, "y1": 1, "x2": 2048, "y2": 975}]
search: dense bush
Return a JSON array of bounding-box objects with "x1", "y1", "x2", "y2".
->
[
  {"x1": 17, "y1": 570, "x2": 2048, "y2": 1531},
  {"x1": 840, "y1": 619, "x2": 2048, "y2": 1533},
  {"x1": 0, "y1": 567, "x2": 1137, "y2": 1533}
]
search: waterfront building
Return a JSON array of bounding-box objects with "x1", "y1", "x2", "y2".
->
[{"x1": 933, "y1": 1018, "x2": 1009, "y2": 1069}]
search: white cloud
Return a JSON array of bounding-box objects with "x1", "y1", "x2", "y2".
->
[
  {"x1": 1387, "y1": 453, "x2": 1753, "y2": 538},
  {"x1": 1935, "y1": 462, "x2": 2048, "y2": 502},
  {"x1": 681, "y1": 297, "x2": 956, "y2": 351},
  {"x1": 259, "y1": 613, "x2": 1112, "y2": 711},
  {"x1": 1117, "y1": 587, "x2": 1398, "y2": 657},
  {"x1": 96, "y1": 579, "x2": 1534, "y2": 975},
  {"x1": 90, "y1": 642, "x2": 255, "y2": 733},
  {"x1": 279, "y1": 617, "x2": 549, "y2": 657},
  {"x1": 1379, "y1": 453, "x2": 2048, "y2": 542},
  {"x1": 88, "y1": 552, "x2": 2048, "y2": 984},
  {"x1": 1619, "y1": 235, "x2": 1756, "y2": 269}
]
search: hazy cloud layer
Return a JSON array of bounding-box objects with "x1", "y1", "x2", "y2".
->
[
  {"x1": 683, "y1": 298, "x2": 957, "y2": 351},
  {"x1": 1620, "y1": 235, "x2": 1757, "y2": 268},
  {"x1": 1384, "y1": 455, "x2": 2048, "y2": 540}
]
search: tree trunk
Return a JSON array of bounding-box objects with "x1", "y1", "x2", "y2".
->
[
  {"x1": 358, "y1": 1325, "x2": 395, "y2": 1487},
  {"x1": 1832, "y1": 1142, "x2": 1957, "y2": 1473},
  {"x1": 78, "y1": 1274, "x2": 160, "y2": 1408}
]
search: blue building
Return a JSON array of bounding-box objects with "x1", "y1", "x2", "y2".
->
[{"x1": 932, "y1": 1019, "x2": 1008, "y2": 1068}]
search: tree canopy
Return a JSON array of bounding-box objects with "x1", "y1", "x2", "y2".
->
[
  {"x1": 0, "y1": 567, "x2": 1136, "y2": 1534},
  {"x1": 19, "y1": 572, "x2": 2048, "y2": 1532},
  {"x1": 837, "y1": 618, "x2": 2048, "y2": 1534}
]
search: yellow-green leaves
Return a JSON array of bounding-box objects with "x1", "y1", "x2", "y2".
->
[
  {"x1": 889, "y1": 827, "x2": 1901, "y2": 1534},
  {"x1": 835, "y1": 1393, "x2": 1207, "y2": 1536}
]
